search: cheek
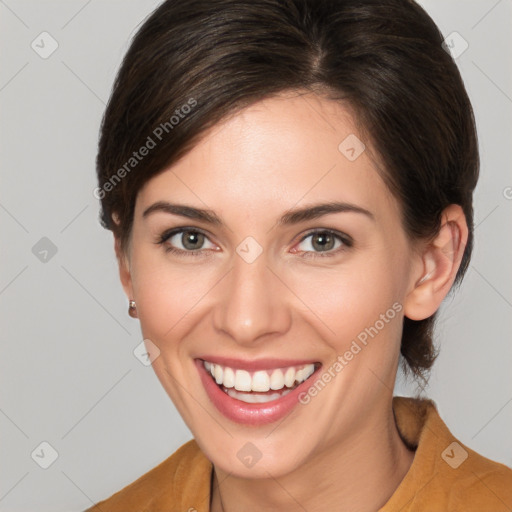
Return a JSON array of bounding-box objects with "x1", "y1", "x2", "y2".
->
[
  {"x1": 286, "y1": 256, "x2": 404, "y2": 350},
  {"x1": 129, "y1": 250, "x2": 218, "y2": 344}
]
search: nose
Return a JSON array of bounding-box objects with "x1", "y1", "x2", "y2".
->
[{"x1": 212, "y1": 252, "x2": 292, "y2": 347}]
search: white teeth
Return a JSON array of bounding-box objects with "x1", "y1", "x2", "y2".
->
[
  {"x1": 214, "y1": 364, "x2": 223, "y2": 385},
  {"x1": 235, "y1": 370, "x2": 252, "y2": 392},
  {"x1": 284, "y1": 367, "x2": 295, "y2": 387},
  {"x1": 226, "y1": 387, "x2": 293, "y2": 403},
  {"x1": 303, "y1": 364, "x2": 314, "y2": 380},
  {"x1": 251, "y1": 370, "x2": 270, "y2": 392},
  {"x1": 269, "y1": 369, "x2": 285, "y2": 390},
  {"x1": 203, "y1": 361, "x2": 316, "y2": 393},
  {"x1": 223, "y1": 367, "x2": 235, "y2": 388}
]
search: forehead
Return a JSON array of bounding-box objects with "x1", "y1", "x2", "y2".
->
[{"x1": 136, "y1": 91, "x2": 399, "y2": 224}]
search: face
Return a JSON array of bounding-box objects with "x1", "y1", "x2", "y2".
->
[{"x1": 120, "y1": 91, "x2": 422, "y2": 478}]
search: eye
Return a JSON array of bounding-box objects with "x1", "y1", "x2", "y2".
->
[
  {"x1": 293, "y1": 229, "x2": 352, "y2": 257},
  {"x1": 156, "y1": 228, "x2": 218, "y2": 256}
]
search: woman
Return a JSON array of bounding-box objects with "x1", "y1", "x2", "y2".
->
[{"x1": 87, "y1": 0, "x2": 512, "y2": 510}]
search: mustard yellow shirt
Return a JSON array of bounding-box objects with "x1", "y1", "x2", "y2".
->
[{"x1": 85, "y1": 397, "x2": 512, "y2": 511}]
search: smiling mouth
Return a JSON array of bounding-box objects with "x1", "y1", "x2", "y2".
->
[{"x1": 201, "y1": 359, "x2": 321, "y2": 404}]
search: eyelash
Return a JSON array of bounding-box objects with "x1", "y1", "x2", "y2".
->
[
  {"x1": 296, "y1": 229, "x2": 353, "y2": 259},
  {"x1": 155, "y1": 227, "x2": 353, "y2": 259},
  {"x1": 156, "y1": 227, "x2": 216, "y2": 258}
]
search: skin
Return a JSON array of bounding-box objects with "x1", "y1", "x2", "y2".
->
[{"x1": 115, "y1": 90, "x2": 468, "y2": 511}]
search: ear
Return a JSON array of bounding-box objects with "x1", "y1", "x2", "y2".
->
[
  {"x1": 114, "y1": 234, "x2": 134, "y2": 302},
  {"x1": 404, "y1": 204, "x2": 468, "y2": 321}
]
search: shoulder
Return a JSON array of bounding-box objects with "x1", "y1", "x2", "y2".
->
[
  {"x1": 84, "y1": 439, "x2": 212, "y2": 512},
  {"x1": 384, "y1": 396, "x2": 512, "y2": 512},
  {"x1": 440, "y1": 442, "x2": 512, "y2": 510}
]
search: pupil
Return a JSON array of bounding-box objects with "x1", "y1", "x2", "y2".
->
[
  {"x1": 183, "y1": 231, "x2": 203, "y2": 250},
  {"x1": 312, "y1": 233, "x2": 334, "y2": 251}
]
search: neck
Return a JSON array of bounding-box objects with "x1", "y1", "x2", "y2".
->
[{"x1": 210, "y1": 399, "x2": 415, "y2": 512}]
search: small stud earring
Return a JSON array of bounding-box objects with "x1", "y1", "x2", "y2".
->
[{"x1": 128, "y1": 300, "x2": 137, "y2": 318}]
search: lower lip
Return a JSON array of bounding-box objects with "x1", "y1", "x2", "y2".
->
[{"x1": 195, "y1": 359, "x2": 320, "y2": 425}]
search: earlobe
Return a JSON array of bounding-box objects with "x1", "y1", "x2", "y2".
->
[{"x1": 404, "y1": 204, "x2": 468, "y2": 321}]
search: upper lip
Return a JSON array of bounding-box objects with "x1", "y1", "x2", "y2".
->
[{"x1": 197, "y1": 356, "x2": 320, "y2": 371}]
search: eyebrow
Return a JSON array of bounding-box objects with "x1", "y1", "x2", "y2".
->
[
  {"x1": 277, "y1": 201, "x2": 374, "y2": 225},
  {"x1": 142, "y1": 201, "x2": 222, "y2": 225},
  {"x1": 142, "y1": 200, "x2": 374, "y2": 226}
]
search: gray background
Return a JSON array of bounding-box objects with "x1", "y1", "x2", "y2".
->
[{"x1": 0, "y1": 1, "x2": 511, "y2": 510}]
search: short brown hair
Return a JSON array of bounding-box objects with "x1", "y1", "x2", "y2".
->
[{"x1": 96, "y1": 0, "x2": 479, "y2": 382}]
